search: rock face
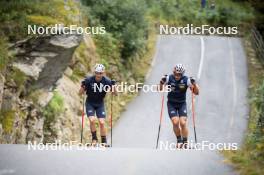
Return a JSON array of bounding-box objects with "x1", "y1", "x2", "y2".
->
[
  {"x1": 0, "y1": 31, "x2": 84, "y2": 144},
  {"x1": 12, "y1": 32, "x2": 82, "y2": 90},
  {"x1": 52, "y1": 75, "x2": 82, "y2": 142},
  {"x1": 13, "y1": 57, "x2": 48, "y2": 81},
  {"x1": 43, "y1": 34, "x2": 98, "y2": 143}
]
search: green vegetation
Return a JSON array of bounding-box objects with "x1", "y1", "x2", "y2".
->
[
  {"x1": 43, "y1": 91, "x2": 64, "y2": 139},
  {"x1": 0, "y1": 38, "x2": 9, "y2": 72},
  {"x1": 0, "y1": 110, "x2": 15, "y2": 134},
  {"x1": 82, "y1": 0, "x2": 148, "y2": 60},
  {"x1": 5, "y1": 67, "x2": 27, "y2": 94},
  {"x1": 70, "y1": 68, "x2": 86, "y2": 82},
  {"x1": 236, "y1": 0, "x2": 264, "y2": 37},
  {"x1": 70, "y1": 42, "x2": 93, "y2": 82},
  {"x1": 80, "y1": 0, "x2": 156, "y2": 85},
  {"x1": 93, "y1": 33, "x2": 121, "y2": 65},
  {"x1": 43, "y1": 91, "x2": 64, "y2": 123},
  {"x1": 12, "y1": 68, "x2": 27, "y2": 91},
  {"x1": 147, "y1": 0, "x2": 253, "y2": 27},
  {"x1": 0, "y1": 0, "x2": 80, "y2": 41}
]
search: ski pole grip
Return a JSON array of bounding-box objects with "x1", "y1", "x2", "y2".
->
[{"x1": 111, "y1": 80, "x2": 116, "y2": 85}]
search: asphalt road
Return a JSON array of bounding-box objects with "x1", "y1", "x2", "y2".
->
[{"x1": 0, "y1": 35, "x2": 249, "y2": 175}]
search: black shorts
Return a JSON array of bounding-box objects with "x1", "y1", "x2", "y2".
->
[
  {"x1": 167, "y1": 101, "x2": 187, "y2": 118},
  {"x1": 86, "y1": 101, "x2": 106, "y2": 118}
]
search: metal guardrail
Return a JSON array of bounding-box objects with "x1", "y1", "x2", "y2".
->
[{"x1": 251, "y1": 26, "x2": 264, "y2": 65}]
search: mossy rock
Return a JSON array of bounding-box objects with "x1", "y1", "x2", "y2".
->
[
  {"x1": 6, "y1": 67, "x2": 27, "y2": 94},
  {"x1": 27, "y1": 15, "x2": 61, "y2": 26},
  {"x1": 0, "y1": 110, "x2": 15, "y2": 134}
]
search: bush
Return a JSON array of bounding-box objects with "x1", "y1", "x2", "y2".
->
[
  {"x1": 81, "y1": 0, "x2": 148, "y2": 59},
  {"x1": 43, "y1": 91, "x2": 64, "y2": 132},
  {"x1": 93, "y1": 32, "x2": 121, "y2": 64},
  {"x1": 43, "y1": 92, "x2": 64, "y2": 120},
  {"x1": 251, "y1": 80, "x2": 264, "y2": 148}
]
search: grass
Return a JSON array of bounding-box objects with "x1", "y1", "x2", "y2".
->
[
  {"x1": 222, "y1": 34, "x2": 264, "y2": 175},
  {"x1": 43, "y1": 91, "x2": 64, "y2": 122},
  {"x1": 70, "y1": 68, "x2": 86, "y2": 82},
  {"x1": 27, "y1": 0, "x2": 80, "y2": 26},
  {"x1": 11, "y1": 68, "x2": 27, "y2": 90},
  {"x1": 26, "y1": 89, "x2": 43, "y2": 104},
  {"x1": 0, "y1": 0, "x2": 80, "y2": 41},
  {"x1": 0, "y1": 38, "x2": 10, "y2": 72},
  {"x1": 5, "y1": 67, "x2": 27, "y2": 93},
  {"x1": 43, "y1": 91, "x2": 64, "y2": 142},
  {"x1": 93, "y1": 33, "x2": 121, "y2": 66},
  {"x1": 69, "y1": 42, "x2": 94, "y2": 82},
  {"x1": 0, "y1": 110, "x2": 15, "y2": 134}
]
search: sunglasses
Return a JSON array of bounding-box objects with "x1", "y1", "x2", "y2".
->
[
  {"x1": 95, "y1": 72, "x2": 103, "y2": 75},
  {"x1": 173, "y1": 71, "x2": 182, "y2": 77}
]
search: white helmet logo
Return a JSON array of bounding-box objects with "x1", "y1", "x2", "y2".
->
[
  {"x1": 175, "y1": 64, "x2": 185, "y2": 74},
  {"x1": 94, "y1": 64, "x2": 105, "y2": 73}
]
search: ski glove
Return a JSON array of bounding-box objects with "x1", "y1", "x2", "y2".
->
[
  {"x1": 81, "y1": 80, "x2": 86, "y2": 89},
  {"x1": 111, "y1": 80, "x2": 116, "y2": 85},
  {"x1": 190, "y1": 77, "x2": 196, "y2": 85},
  {"x1": 160, "y1": 75, "x2": 168, "y2": 84}
]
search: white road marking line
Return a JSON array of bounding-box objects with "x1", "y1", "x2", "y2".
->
[
  {"x1": 197, "y1": 36, "x2": 205, "y2": 81},
  {"x1": 189, "y1": 36, "x2": 205, "y2": 111},
  {"x1": 227, "y1": 38, "x2": 237, "y2": 139}
]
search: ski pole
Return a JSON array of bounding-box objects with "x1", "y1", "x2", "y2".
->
[
  {"x1": 191, "y1": 87, "x2": 197, "y2": 144},
  {"x1": 110, "y1": 92, "x2": 113, "y2": 147},
  {"x1": 81, "y1": 94, "x2": 85, "y2": 143},
  {"x1": 109, "y1": 80, "x2": 116, "y2": 147},
  {"x1": 156, "y1": 90, "x2": 165, "y2": 149}
]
